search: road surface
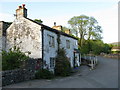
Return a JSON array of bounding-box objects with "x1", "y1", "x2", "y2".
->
[{"x1": 3, "y1": 56, "x2": 118, "y2": 88}]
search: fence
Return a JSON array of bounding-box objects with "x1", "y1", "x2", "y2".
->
[{"x1": 82, "y1": 55, "x2": 98, "y2": 69}]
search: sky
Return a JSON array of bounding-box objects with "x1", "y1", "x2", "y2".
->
[{"x1": 0, "y1": 0, "x2": 119, "y2": 43}]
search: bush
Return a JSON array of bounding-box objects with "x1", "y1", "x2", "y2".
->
[
  {"x1": 2, "y1": 46, "x2": 29, "y2": 71},
  {"x1": 55, "y1": 48, "x2": 72, "y2": 77},
  {"x1": 35, "y1": 69, "x2": 54, "y2": 79}
]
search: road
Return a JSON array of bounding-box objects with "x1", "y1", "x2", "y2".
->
[{"x1": 3, "y1": 56, "x2": 118, "y2": 88}]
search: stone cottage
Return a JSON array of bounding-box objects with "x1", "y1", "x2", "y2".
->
[{"x1": 1, "y1": 4, "x2": 81, "y2": 72}]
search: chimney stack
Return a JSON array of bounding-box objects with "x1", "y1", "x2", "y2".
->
[
  {"x1": 64, "y1": 29, "x2": 71, "y2": 34},
  {"x1": 16, "y1": 4, "x2": 27, "y2": 18}
]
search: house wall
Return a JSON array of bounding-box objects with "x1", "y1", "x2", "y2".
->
[
  {"x1": 43, "y1": 28, "x2": 80, "y2": 71},
  {"x1": 6, "y1": 17, "x2": 42, "y2": 59},
  {"x1": 0, "y1": 21, "x2": 11, "y2": 53},
  {"x1": 60, "y1": 35, "x2": 78, "y2": 67},
  {"x1": 43, "y1": 29, "x2": 58, "y2": 71}
]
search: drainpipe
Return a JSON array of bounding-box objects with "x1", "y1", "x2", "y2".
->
[{"x1": 41, "y1": 26, "x2": 44, "y2": 69}]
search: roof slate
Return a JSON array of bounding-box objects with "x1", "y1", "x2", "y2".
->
[{"x1": 25, "y1": 17, "x2": 78, "y2": 40}]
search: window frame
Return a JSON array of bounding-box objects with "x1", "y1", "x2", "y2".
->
[
  {"x1": 47, "y1": 34, "x2": 55, "y2": 48},
  {"x1": 66, "y1": 40, "x2": 70, "y2": 49},
  {"x1": 50, "y1": 57, "x2": 55, "y2": 68}
]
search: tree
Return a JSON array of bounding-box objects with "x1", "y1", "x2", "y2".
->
[
  {"x1": 87, "y1": 17, "x2": 102, "y2": 40},
  {"x1": 68, "y1": 15, "x2": 102, "y2": 48},
  {"x1": 34, "y1": 19, "x2": 43, "y2": 23},
  {"x1": 55, "y1": 48, "x2": 72, "y2": 76},
  {"x1": 68, "y1": 15, "x2": 89, "y2": 47}
]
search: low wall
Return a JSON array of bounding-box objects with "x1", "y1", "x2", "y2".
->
[{"x1": 2, "y1": 58, "x2": 42, "y2": 86}]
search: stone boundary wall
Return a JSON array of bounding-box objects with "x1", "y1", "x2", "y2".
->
[
  {"x1": 100, "y1": 53, "x2": 120, "y2": 59},
  {"x1": 2, "y1": 58, "x2": 42, "y2": 86}
]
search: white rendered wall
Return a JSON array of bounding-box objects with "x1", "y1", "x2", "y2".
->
[
  {"x1": 6, "y1": 17, "x2": 42, "y2": 59},
  {"x1": 43, "y1": 30, "x2": 58, "y2": 71}
]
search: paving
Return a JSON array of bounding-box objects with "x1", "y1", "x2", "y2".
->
[{"x1": 2, "y1": 56, "x2": 118, "y2": 88}]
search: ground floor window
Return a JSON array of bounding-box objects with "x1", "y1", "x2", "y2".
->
[{"x1": 50, "y1": 57, "x2": 55, "y2": 68}]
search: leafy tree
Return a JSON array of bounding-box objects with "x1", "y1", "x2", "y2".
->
[
  {"x1": 90, "y1": 40, "x2": 104, "y2": 55},
  {"x1": 80, "y1": 40, "x2": 90, "y2": 54},
  {"x1": 68, "y1": 15, "x2": 102, "y2": 48},
  {"x1": 68, "y1": 15, "x2": 89, "y2": 47},
  {"x1": 80, "y1": 40, "x2": 112, "y2": 55},
  {"x1": 102, "y1": 43, "x2": 112, "y2": 54},
  {"x1": 34, "y1": 19, "x2": 43, "y2": 23},
  {"x1": 87, "y1": 17, "x2": 102, "y2": 40}
]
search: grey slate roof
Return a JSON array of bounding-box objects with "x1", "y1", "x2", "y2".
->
[{"x1": 25, "y1": 17, "x2": 78, "y2": 40}]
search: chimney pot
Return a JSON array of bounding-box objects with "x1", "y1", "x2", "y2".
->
[
  {"x1": 22, "y1": 4, "x2": 25, "y2": 8},
  {"x1": 54, "y1": 22, "x2": 56, "y2": 26},
  {"x1": 19, "y1": 6, "x2": 22, "y2": 9}
]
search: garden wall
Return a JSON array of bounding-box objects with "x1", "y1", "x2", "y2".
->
[{"x1": 2, "y1": 58, "x2": 42, "y2": 86}]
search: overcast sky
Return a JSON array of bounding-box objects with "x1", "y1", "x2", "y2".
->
[{"x1": 0, "y1": 0, "x2": 119, "y2": 43}]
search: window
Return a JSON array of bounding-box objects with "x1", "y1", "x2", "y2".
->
[
  {"x1": 48, "y1": 35, "x2": 55, "y2": 47},
  {"x1": 66, "y1": 40, "x2": 70, "y2": 49},
  {"x1": 50, "y1": 57, "x2": 55, "y2": 68}
]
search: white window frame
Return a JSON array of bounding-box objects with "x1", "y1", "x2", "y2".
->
[
  {"x1": 50, "y1": 57, "x2": 55, "y2": 68},
  {"x1": 48, "y1": 34, "x2": 55, "y2": 48},
  {"x1": 66, "y1": 40, "x2": 70, "y2": 49}
]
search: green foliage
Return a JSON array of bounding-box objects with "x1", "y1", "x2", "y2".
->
[
  {"x1": 62, "y1": 26, "x2": 70, "y2": 32},
  {"x1": 55, "y1": 48, "x2": 72, "y2": 77},
  {"x1": 80, "y1": 40, "x2": 90, "y2": 54},
  {"x1": 2, "y1": 46, "x2": 29, "y2": 70},
  {"x1": 34, "y1": 19, "x2": 43, "y2": 23},
  {"x1": 35, "y1": 69, "x2": 54, "y2": 79},
  {"x1": 68, "y1": 15, "x2": 102, "y2": 48},
  {"x1": 102, "y1": 43, "x2": 112, "y2": 54},
  {"x1": 80, "y1": 40, "x2": 112, "y2": 55},
  {"x1": 90, "y1": 40, "x2": 104, "y2": 55}
]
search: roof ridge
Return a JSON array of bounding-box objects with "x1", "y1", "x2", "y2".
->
[{"x1": 25, "y1": 17, "x2": 78, "y2": 40}]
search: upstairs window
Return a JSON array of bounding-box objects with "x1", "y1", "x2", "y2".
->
[
  {"x1": 48, "y1": 34, "x2": 55, "y2": 48},
  {"x1": 66, "y1": 40, "x2": 70, "y2": 49}
]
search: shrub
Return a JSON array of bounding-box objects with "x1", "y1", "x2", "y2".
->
[
  {"x1": 55, "y1": 48, "x2": 72, "y2": 77},
  {"x1": 2, "y1": 46, "x2": 29, "y2": 71},
  {"x1": 35, "y1": 69, "x2": 54, "y2": 79}
]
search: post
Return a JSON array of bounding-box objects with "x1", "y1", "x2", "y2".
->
[
  {"x1": 96, "y1": 56, "x2": 97, "y2": 64},
  {"x1": 91, "y1": 59, "x2": 94, "y2": 69}
]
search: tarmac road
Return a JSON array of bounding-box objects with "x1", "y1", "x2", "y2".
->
[{"x1": 3, "y1": 56, "x2": 118, "y2": 88}]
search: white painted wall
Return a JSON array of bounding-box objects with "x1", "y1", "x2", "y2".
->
[
  {"x1": 60, "y1": 35, "x2": 79, "y2": 67},
  {"x1": 43, "y1": 29, "x2": 58, "y2": 71},
  {"x1": 6, "y1": 17, "x2": 42, "y2": 59}
]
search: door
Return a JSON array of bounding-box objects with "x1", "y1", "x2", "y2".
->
[{"x1": 73, "y1": 52, "x2": 80, "y2": 68}]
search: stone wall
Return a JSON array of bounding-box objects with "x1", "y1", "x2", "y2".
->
[
  {"x1": 6, "y1": 17, "x2": 42, "y2": 59},
  {"x1": 2, "y1": 58, "x2": 42, "y2": 86}
]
